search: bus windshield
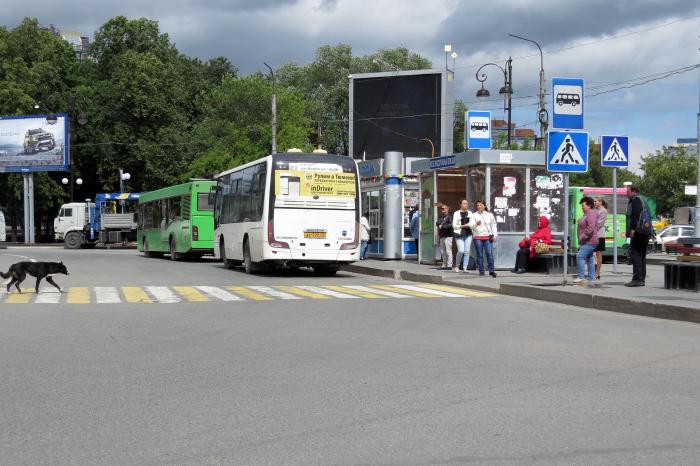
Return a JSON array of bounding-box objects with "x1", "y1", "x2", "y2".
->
[{"x1": 271, "y1": 156, "x2": 357, "y2": 205}]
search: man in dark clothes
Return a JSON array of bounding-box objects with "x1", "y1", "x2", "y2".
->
[{"x1": 625, "y1": 185, "x2": 650, "y2": 287}]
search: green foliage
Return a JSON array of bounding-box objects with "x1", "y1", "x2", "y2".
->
[
  {"x1": 639, "y1": 146, "x2": 696, "y2": 216},
  {"x1": 453, "y1": 99, "x2": 467, "y2": 153},
  {"x1": 569, "y1": 142, "x2": 640, "y2": 188}
]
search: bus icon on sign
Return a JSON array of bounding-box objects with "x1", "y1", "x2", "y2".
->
[
  {"x1": 556, "y1": 93, "x2": 580, "y2": 106},
  {"x1": 470, "y1": 121, "x2": 489, "y2": 132}
]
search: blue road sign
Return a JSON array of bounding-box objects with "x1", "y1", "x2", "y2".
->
[
  {"x1": 547, "y1": 131, "x2": 589, "y2": 173},
  {"x1": 552, "y1": 77, "x2": 584, "y2": 130},
  {"x1": 466, "y1": 111, "x2": 491, "y2": 149},
  {"x1": 600, "y1": 135, "x2": 629, "y2": 168}
]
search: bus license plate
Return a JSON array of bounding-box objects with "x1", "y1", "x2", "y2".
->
[{"x1": 304, "y1": 230, "x2": 327, "y2": 239}]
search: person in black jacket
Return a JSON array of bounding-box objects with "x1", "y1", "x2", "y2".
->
[
  {"x1": 625, "y1": 185, "x2": 649, "y2": 287},
  {"x1": 436, "y1": 204, "x2": 453, "y2": 269}
]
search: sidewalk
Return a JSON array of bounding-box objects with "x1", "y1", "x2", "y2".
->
[{"x1": 343, "y1": 254, "x2": 700, "y2": 324}]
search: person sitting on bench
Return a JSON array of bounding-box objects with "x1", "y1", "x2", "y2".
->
[{"x1": 512, "y1": 215, "x2": 552, "y2": 274}]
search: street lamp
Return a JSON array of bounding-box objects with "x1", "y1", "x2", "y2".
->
[
  {"x1": 509, "y1": 34, "x2": 548, "y2": 150},
  {"x1": 62, "y1": 177, "x2": 83, "y2": 194},
  {"x1": 263, "y1": 62, "x2": 277, "y2": 154},
  {"x1": 119, "y1": 169, "x2": 131, "y2": 193},
  {"x1": 475, "y1": 58, "x2": 513, "y2": 148},
  {"x1": 451, "y1": 51, "x2": 458, "y2": 71},
  {"x1": 443, "y1": 44, "x2": 452, "y2": 70},
  {"x1": 66, "y1": 94, "x2": 88, "y2": 201}
]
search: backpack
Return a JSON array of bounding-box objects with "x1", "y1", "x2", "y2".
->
[{"x1": 636, "y1": 196, "x2": 653, "y2": 236}]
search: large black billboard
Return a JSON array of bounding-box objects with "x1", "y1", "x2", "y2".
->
[{"x1": 351, "y1": 73, "x2": 443, "y2": 160}]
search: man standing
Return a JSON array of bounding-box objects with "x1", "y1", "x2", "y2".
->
[
  {"x1": 409, "y1": 208, "x2": 420, "y2": 255},
  {"x1": 436, "y1": 205, "x2": 453, "y2": 270},
  {"x1": 625, "y1": 186, "x2": 650, "y2": 287}
]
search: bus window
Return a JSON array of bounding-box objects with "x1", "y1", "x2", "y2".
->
[{"x1": 197, "y1": 192, "x2": 214, "y2": 211}]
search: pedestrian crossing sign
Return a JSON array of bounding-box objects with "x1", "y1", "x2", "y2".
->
[
  {"x1": 547, "y1": 131, "x2": 589, "y2": 173},
  {"x1": 601, "y1": 135, "x2": 629, "y2": 168}
]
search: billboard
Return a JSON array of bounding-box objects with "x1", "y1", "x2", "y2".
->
[
  {"x1": 0, "y1": 114, "x2": 69, "y2": 172},
  {"x1": 349, "y1": 70, "x2": 452, "y2": 160}
]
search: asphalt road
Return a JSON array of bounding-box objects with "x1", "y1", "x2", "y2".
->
[{"x1": 1, "y1": 247, "x2": 700, "y2": 465}]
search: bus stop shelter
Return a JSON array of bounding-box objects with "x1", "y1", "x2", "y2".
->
[{"x1": 412, "y1": 150, "x2": 565, "y2": 268}]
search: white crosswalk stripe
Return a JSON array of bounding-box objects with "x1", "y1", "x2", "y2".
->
[
  {"x1": 95, "y1": 287, "x2": 121, "y2": 304},
  {"x1": 389, "y1": 284, "x2": 464, "y2": 297},
  {"x1": 343, "y1": 285, "x2": 413, "y2": 298},
  {"x1": 34, "y1": 291, "x2": 62, "y2": 304},
  {"x1": 195, "y1": 286, "x2": 243, "y2": 301},
  {"x1": 247, "y1": 286, "x2": 302, "y2": 300},
  {"x1": 296, "y1": 285, "x2": 359, "y2": 299},
  {"x1": 146, "y1": 286, "x2": 181, "y2": 303}
]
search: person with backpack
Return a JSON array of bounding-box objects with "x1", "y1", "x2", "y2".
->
[
  {"x1": 625, "y1": 185, "x2": 652, "y2": 287},
  {"x1": 436, "y1": 204, "x2": 453, "y2": 270},
  {"x1": 452, "y1": 199, "x2": 473, "y2": 273}
]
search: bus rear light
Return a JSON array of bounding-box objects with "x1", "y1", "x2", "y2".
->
[
  {"x1": 268, "y1": 220, "x2": 289, "y2": 249},
  {"x1": 192, "y1": 225, "x2": 199, "y2": 241}
]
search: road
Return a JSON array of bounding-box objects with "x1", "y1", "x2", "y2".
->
[{"x1": 1, "y1": 247, "x2": 700, "y2": 465}]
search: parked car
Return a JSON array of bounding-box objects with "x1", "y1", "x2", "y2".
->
[
  {"x1": 23, "y1": 128, "x2": 56, "y2": 154},
  {"x1": 654, "y1": 225, "x2": 694, "y2": 252}
]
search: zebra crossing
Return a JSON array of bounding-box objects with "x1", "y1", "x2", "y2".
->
[{"x1": 0, "y1": 283, "x2": 495, "y2": 305}]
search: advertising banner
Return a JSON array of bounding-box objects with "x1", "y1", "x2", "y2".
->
[
  {"x1": 275, "y1": 170, "x2": 356, "y2": 198},
  {"x1": 0, "y1": 114, "x2": 69, "y2": 172}
]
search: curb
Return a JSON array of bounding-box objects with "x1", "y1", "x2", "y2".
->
[{"x1": 343, "y1": 263, "x2": 699, "y2": 324}]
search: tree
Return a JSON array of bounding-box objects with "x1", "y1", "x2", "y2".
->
[
  {"x1": 639, "y1": 146, "x2": 696, "y2": 216},
  {"x1": 569, "y1": 142, "x2": 640, "y2": 188},
  {"x1": 453, "y1": 99, "x2": 467, "y2": 153}
]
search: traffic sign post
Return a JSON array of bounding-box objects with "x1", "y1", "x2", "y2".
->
[
  {"x1": 548, "y1": 130, "x2": 590, "y2": 285},
  {"x1": 552, "y1": 77, "x2": 584, "y2": 130},
  {"x1": 466, "y1": 111, "x2": 491, "y2": 149},
  {"x1": 601, "y1": 135, "x2": 629, "y2": 274}
]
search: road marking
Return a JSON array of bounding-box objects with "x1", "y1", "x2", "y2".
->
[
  {"x1": 35, "y1": 291, "x2": 62, "y2": 304},
  {"x1": 146, "y1": 286, "x2": 181, "y2": 304},
  {"x1": 369, "y1": 285, "x2": 439, "y2": 298},
  {"x1": 343, "y1": 285, "x2": 412, "y2": 298},
  {"x1": 417, "y1": 283, "x2": 496, "y2": 297},
  {"x1": 195, "y1": 286, "x2": 243, "y2": 301},
  {"x1": 67, "y1": 287, "x2": 90, "y2": 304},
  {"x1": 390, "y1": 284, "x2": 465, "y2": 298},
  {"x1": 122, "y1": 287, "x2": 153, "y2": 304},
  {"x1": 95, "y1": 287, "x2": 121, "y2": 304},
  {"x1": 247, "y1": 286, "x2": 302, "y2": 300},
  {"x1": 322, "y1": 286, "x2": 387, "y2": 299},
  {"x1": 274, "y1": 286, "x2": 330, "y2": 299},
  {"x1": 226, "y1": 286, "x2": 273, "y2": 301},
  {"x1": 5, "y1": 291, "x2": 33, "y2": 304},
  {"x1": 173, "y1": 286, "x2": 209, "y2": 302},
  {"x1": 296, "y1": 285, "x2": 359, "y2": 299}
]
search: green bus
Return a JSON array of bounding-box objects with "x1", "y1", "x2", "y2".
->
[
  {"x1": 137, "y1": 180, "x2": 217, "y2": 259},
  {"x1": 568, "y1": 186, "x2": 657, "y2": 254}
]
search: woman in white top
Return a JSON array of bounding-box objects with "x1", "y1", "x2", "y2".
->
[
  {"x1": 451, "y1": 199, "x2": 473, "y2": 272},
  {"x1": 594, "y1": 198, "x2": 608, "y2": 279},
  {"x1": 468, "y1": 200, "x2": 498, "y2": 277}
]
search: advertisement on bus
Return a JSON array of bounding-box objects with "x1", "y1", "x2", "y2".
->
[
  {"x1": 274, "y1": 167, "x2": 357, "y2": 198},
  {"x1": 0, "y1": 114, "x2": 69, "y2": 172}
]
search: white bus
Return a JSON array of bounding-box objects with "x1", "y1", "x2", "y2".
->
[{"x1": 213, "y1": 152, "x2": 360, "y2": 275}]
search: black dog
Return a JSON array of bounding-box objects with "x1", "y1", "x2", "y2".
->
[{"x1": 1, "y1": 261, "x2": 69, "y2": 294}]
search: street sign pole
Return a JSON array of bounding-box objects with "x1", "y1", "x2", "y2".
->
[
  {"x1": 612, "y1": 167, "x2": 618, "y2": 273},
  {"x1": 563, "y1": 173, "x2": 569, "y2": 285}
]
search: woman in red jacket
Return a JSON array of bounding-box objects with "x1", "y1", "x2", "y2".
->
[{"x1": 512, "y1": 216, "x2": 552, "y2": 273}]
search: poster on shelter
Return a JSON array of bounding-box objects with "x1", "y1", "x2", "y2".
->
[{"x1": 0, "y1": 114, "x2": 68, "y2": 172}]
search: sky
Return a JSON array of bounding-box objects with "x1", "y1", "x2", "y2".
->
[{"x1": 2, "y1": 0, "x2": 699, "y2": 172}]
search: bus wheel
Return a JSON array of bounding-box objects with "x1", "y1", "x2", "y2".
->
[
  {"x1": 313, "y1": 265, "x2": 338, "y2": 276},
  {"x1": 65, "y1": 231, "x2": 83, "y2": 249},
  {"x1": 221, "y1": 241, "x2": 235, "y2": 269},
  {"x1": 169, "y1": 238, "x2": 182, "y2": 261},
  {"x1": 243, "y1": 240, "x2": 257, "y2": 274}
]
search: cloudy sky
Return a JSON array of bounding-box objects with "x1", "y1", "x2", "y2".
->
[{"x1": 2, "y1": 0, "x2": 699, "y2": 170}]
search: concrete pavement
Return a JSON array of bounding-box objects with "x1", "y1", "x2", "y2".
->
[{"x1": 344, "y1": 255, "x2": 700, "y2": 324}]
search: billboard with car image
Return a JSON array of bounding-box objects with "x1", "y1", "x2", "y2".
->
[{"x1": 0, "y1": 114, "x2": 69, "y2": 172}]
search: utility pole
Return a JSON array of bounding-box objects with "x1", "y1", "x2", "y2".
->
[
  {"x1": 695, "y1": 62, "x2": 700, "y2": 236},
  {"x1": 264, "y1": 62, "x2": 277, "y2": 154}
]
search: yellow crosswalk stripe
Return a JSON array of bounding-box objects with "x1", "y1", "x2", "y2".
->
[
  {"x1": 67, "y1": 287, "x2": 90, "y2": 304},
  {"x1": 417, "y1": 283, "x2": 496, "y2": 297},
  {"x1": 173, "y1": 286, "x2": 209, "y2": 302},
  {"x1": 369, "y1": 285, "x2": 439, "y2": 298},
  {"x1": 5, "y1": 291, "x2": 34, "y2": 304},
  {"x1": 225, "y1": 286, "x2": 273, "y2": 301},
  {"x1": 322, "y1": 286, "x2": 387, "y2": 298},
  {"x1": 273, "y1": 286, "x2": 330, "y2": 299},
  {"x1": 122, "y1": 287, "x2": 153, "y2": 304}
]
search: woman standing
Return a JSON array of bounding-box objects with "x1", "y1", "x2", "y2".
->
[
  {"x1": 451, "y1": 199, "x2": 473, "y2": 273},
  {"x1": 360, "y1": 211, "x2": 371, "y2": 260},
  {"x1": 594, "y1": 198, "x2": 608, "y2": 279},
  {"x1": 469, "y1": 200, "x2": 498, "y2": 277}
]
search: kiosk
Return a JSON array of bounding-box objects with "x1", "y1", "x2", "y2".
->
[{"x1": 412, "y1": 150, "x2": 565, "y2": 268}]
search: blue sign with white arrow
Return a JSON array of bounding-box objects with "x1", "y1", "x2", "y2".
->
[
  {"x1": 600, "y1": 135, "x2": 629, "y2": 168},
  {"x1": 552, "y1": 77, "x2": 584, "y2": 130},
  {"x1": 547, "y1": 131, "x2": 589, "y2": 173},
  {"x1": 466, "y1": 110, "x2": 491, "y2": 149}
]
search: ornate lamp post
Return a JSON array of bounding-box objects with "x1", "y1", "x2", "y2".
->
[{"x1": 475, "y1": 58, "x2": 513, "y2": 148}]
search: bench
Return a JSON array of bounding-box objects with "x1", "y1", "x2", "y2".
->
[
  {"x1": 526, "y1": 240, "x2": 573, "y2": 274},
  {"x1": 664, "y1": 262, "x2": 700, "y2": 292}
]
